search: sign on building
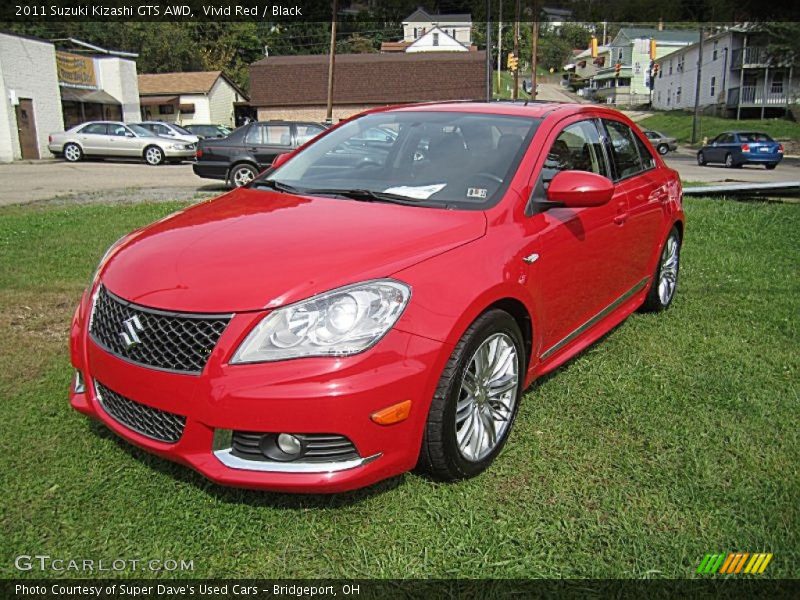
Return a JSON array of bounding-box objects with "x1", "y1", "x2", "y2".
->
[{"x1": 56, "y1": 51, "x2": 97, "y2": 89}]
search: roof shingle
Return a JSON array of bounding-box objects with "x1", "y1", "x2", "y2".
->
[{"x1": 138, "y1": 71, "x2": 223, "y2": 95}]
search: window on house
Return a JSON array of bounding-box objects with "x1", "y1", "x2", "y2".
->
[
  {"x1": 713, "y1": 41, "x2": 718, "y2": 60},
  {"x1": 669, "y1": 60, "x2": 673, "y2": 75},
  {"x1": 413, "y1": 27, "x2": 418, "y2": 38},
  {"x1": 710, "y1": 76, "x2": 716, "y2": 97},
  {"x1": 433, "y1": 33, "x2": 439, "y2": 46},
  {"x1": 159, "y1": 104, "x2": 174, "y2": 115},
  {"x1": 676, "y1": 87, "x2": 682, "y2": 103},
  {"x1": 771, "y1": 72, "x2": 784, "y2": 93}
]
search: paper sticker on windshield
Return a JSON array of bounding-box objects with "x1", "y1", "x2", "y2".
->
[
  {"x1": 467, "y1": 187, "x2": 488, "y2": 200},
  {"x1": 383, "y1": 183, "x2": 446, "y2": 199}
]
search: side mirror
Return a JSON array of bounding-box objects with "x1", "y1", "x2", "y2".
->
[
  {"x1": 546, "y1": 170, "x2": 614, "y2": 208},
  {"x1": 270, "y1": 152, "x2": 293, "y2": 169},
  {"x1": 125, "y1": 131, "x2": 135, "y2": 138}
]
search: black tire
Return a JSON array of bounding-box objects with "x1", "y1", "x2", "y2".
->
[
  {"x1": 696, "y1": 151, "x2": 706, "y2": 166},
  {"x1": 144, "y1": 145, "x2": 164, "y2": 166},
  {"x1": 63, "y1": 143, "x2": 83, "y2": 163},
  {"x1": 765, "y1": 163, "x2": 777, "y2": 170},
  {"x1": 657, "y1": 144, "x2": 669, "y2": 155},
  {"x1": 724, "y1": 153, "x2": 735, "y2": 168},
  {"x1": 417, "y1": 309, "x2": 525, "y2": 481},
  {"x1": 640, "y1": 226, "x2": 681, "y2": 313},
  {"x1": 229, "y1": 163, "x2": 258, "y2": 188}
]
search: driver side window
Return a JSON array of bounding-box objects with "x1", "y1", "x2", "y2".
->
[{"x1": 541, "y1": 120, "x2": 608, "y2": 187}]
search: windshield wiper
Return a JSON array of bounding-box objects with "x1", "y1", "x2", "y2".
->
[
  {"x1": 252, "y1": 179, "x2": 301, "y2": 194},
  {"x1": 300, "y1": 188, "x2": 424, "y2": 206}
]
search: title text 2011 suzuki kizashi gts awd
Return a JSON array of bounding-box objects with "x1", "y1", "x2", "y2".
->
[{"x1": 70, "y1": 103, "x2": 684, "y2": 493}]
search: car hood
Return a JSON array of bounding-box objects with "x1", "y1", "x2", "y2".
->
[{"x1": 100, "y1": 187, "x2": 487, "y2": 312}]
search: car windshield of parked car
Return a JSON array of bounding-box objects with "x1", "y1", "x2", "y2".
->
[
  {"x1": 738, "y1": 132, "x2": 774, "y2": 143},
  {"x1": 128, "y1": 124, "x2": 154, "y2": 137},
  {"x1": 261, "y1": 111, "x2": 540, "y2": 208}
]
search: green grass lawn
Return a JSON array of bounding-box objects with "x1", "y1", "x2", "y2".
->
[
  {"x1": 0, "y1": 198, "x2": 798, "y2": 579},
  {"x1": 638, "y1": 112, "x2": 800, "y2": 145}
]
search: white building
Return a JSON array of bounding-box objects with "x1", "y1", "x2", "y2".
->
[
  {"x1": 138, "y1": 71, "x2": 248, "y2": 127},
  {"x1": 652, "y1": 28, "x2": 797, "y2": 119},
  {"x1": 402, "y1": 8, "x2": 472, "y2": 46},
  {"x1": 0, "y1": 33, "x2": 63, "y2": 161},
  {"x1": 405, "y1": 27, "x2": 470, "y2": 53}
]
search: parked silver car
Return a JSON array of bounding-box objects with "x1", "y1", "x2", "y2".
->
[
  {"x1": 138, "y1": 121, "x2": 200, "y2": 145},
  {"x1": 48, "y1": 121, "x2": 196, "y2": 165},
  {"x1": 643, "y1": 130, "x2": 678, "y2": 155}
]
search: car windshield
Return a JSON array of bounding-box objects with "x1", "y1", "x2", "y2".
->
[
  {"x1": 261, "y1": 111, "x2": 540, "y2": 209},
  {"x1": 128, "y1": 124, "x2": 153, "y2": 137},
  {"x1": 172, "y1": 124, "x2": 193, "y2": 135},
  {"x1": 739, "y1": 132, "x2": 774, "y2": 143}
]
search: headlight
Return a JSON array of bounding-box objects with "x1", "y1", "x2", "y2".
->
[
  {"x1": 231, "y1": 279, "x2": 411, "y2": 363},
  {"x1": 169, "y1": 143, "x2": 186, "y2": 150}
]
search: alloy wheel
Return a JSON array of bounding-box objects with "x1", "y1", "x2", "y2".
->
[
  {"x1": 233, "y1": 167, "x2": 256, "y2": 187},
  {"x1": 64, "y1": 145, "x2": 81, "y2": 162},
  {"x1": 455, "y1": 332, "x2": 519, "y2": 462},
  {"x1": 145, "y1": 147, "x2": 163, "y2": 165},
  {"x1": 658, "y1": 234, "x2": 679, "y2": 305}
]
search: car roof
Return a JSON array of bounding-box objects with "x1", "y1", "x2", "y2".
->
[{"x1": 377, "y1": 101, "x2": 602, "y2": 119}]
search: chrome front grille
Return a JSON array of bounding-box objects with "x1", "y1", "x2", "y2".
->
[
  {"x1": 89, "y1": 286, "x2": 230, "y2": 374},
  {"x1": 95, "y1": 381, "x2": 186, "y2": 444}
]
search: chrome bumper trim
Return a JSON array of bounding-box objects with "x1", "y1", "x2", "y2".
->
[{"x1": 212, "y1": 429, "x2": 381, "y2": 474}]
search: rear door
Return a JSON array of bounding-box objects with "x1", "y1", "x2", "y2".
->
[
  {"x1": 602, "y1": 118, "x2": 667, "y2": 288},
  {"x1": 244, "y1": 122, "x2": 293, "y2": 168},
  {"x1": 77, "y1": 123, "x2": 108, "y2": 155}
]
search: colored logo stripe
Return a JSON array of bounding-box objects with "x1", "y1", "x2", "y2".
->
[{"x1": 697, "y1": 553, "x2": 773, "y2": 574}]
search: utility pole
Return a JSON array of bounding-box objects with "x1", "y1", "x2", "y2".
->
[
  {"x1": 325, "y1": 0, "x2": 338, "y2": 124},
  {"x1": 530, "y1": 1, "x2": 539, "y2": 99},
  {"x1": 512, "y1": 0, "x2": 520, "y2": 100},
  {"x1": 691, "y1": 25, "x2": 704, "y2": 144},
  {"x1": 497, "y1": 1, "x2": 503, "y2": 93},
  {"x1": 486, "y1": 0, "x2": 492, "y2": 102}
]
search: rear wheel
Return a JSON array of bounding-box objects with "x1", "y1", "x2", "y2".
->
[
  {"x1": 640, "y1": 227, "x2": 681, "y2": 313},
  {"x1": 144, "y1": 145, "x2": 164, "y2": 166},
  {"x1": 657, "y1": 144, "x2": 669, "y2": 155},
  {"x1": 63, "y1": 143, "x2": 82, "y2": 162},
  {"x1": 724, "y1": 153, "x2": 735, "y2": 168},
  {"x1": 765, "y1": 163, "x2": 777, "y2": 170},
  {"x1": 417, "y1": 309, "x2": 524, "y2": 481},
  {"x1": 229, "y1": 163, "x2": 258, "y2": 188},
  {"x1": 696, "y1": 151, "x2": 706, "y2": 166}
]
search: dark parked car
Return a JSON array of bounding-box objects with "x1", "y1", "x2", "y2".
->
[
  {"x1": 185, "y1": 124, "x2": 233, "y2": 139},
  {"x1": 193, "y1": 120, "x2": 328, "y2": 187},
  {"x1": 697, "y1": 131, "x2": 784, "y2": 169},
  {"x1": 643, "y1": 130, "x2": 677, "y2": 155}
]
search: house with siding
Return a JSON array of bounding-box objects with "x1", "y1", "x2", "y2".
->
[
  {"x1": 652, "y1": 28, "x2": 797, "y2": 119},
  {"x1": 401, "y1": 8, "x2": 472, "y2": 46},
  {"x1": 589, "y1": 28, "x2": 699, "y2": 106},
  {"x1": 138, "y1": 71, "x2": 247, "y2": 127}
]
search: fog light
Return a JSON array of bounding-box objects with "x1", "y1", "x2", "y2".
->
[
  {"x1": 73, "y1": 370, "x2": 86, "y2": 394},
  {"x1": 276, "y1": 433, "x2": 302, "y2": 456}
]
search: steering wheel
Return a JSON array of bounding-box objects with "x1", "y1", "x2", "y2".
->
[{"x1": 474, "y1": 172, "x2": 504, "y2": 184}]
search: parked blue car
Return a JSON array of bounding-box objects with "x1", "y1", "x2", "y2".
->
[{"x1": 697, "y1": 131, "x2": 784, "y2": 170}]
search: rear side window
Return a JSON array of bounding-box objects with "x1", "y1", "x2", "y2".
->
[
  {"x1": 541, "y1": 120, "x2": 609, "y2": 186},
  {"x1": 245, "y1": 124, "x2": 292, "y2": 146},
  {"x1": 80, "y1": 123, "x2": 108, "y2": 135},
  {"x1": 633, "y1": 134, "x2": 656, "y2": 170},
  {"x1": 738, "y1": 132, "x2": 774, "y2": 143},
  {"x1": 604, "y1": 120, "x2": 644, "y2": 180}
]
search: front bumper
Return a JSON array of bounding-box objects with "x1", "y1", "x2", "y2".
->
[{"x1": 69, "y1": 288, "x2": 448, "y2": 493}]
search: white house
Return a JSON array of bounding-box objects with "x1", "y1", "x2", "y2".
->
[
  {"x1": 402, "y1": 8, "x2": 472, "y2": 46},
  {"x1": 652, "y1": 28, "x2": 797, "y2": 119},
  {"x1": 138, "y1": 71, "x2": 248, "y2": 127},
  {"x1": 0, "y1": 33, "x2": 63, "y2": 161},
  {"x1": 405, "y1": 27, "x2": 469, "y2": 53}
]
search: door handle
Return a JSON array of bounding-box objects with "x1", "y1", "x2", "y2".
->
[{"x1": 613, "y1": 213, "x2": 628, "y2": 225}]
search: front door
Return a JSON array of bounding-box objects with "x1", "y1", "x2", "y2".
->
[
  {"x1": 15, "y1": 99, "x2": 39, "y2": 159},
  {"x1": 522, "y1": 117, "x2": 626, "y2": 356}
]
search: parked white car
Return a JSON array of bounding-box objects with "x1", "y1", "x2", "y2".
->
[
  {"x1": 48, "y1": 121, "x2": 196, "y2": 165},
  {"x1": 138, "y1": 121, "x2": 200, "y2": 145}
]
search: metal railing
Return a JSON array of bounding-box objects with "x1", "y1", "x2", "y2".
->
[
  {"x1": 726, "y1": 86, "x2": 788, "y2": 107},
  {"x1": 731, "y1": 47, "x2": 770, "y2": 69}
]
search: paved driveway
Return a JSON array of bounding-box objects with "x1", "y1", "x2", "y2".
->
[{"x1": 0, "y1": 160, "x2": 226, "y2": 206}]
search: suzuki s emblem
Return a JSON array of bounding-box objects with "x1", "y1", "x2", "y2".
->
[{"x1": 120, "y1": 315, "x2": 144, "y2": 349}]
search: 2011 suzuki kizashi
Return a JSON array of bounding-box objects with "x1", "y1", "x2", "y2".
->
[{"x1": 70, "y1": 102, "x2": 684, "y2": 493}]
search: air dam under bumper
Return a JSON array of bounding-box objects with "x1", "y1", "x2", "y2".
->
[{"x1": 70, "y1": 299, "x2": 448, "y2": 493}]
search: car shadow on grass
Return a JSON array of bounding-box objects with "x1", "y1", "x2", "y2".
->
[{"x1": 87, "y1": 420, "x2": 405, "y2": 508}]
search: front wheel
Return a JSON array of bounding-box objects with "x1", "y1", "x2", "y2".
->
[
  {"x1": 640, "y1": 227, "x2": 681, "y2": 313},
  {"x1": 417, "y1": 309, "x2": 525, "y2": 481},
  {"x1": 144, "y1": 145, "x2": 164, "y2": 166},
  {"x1": 657, "y1": 144, "x2": 669, "y2": 155}
]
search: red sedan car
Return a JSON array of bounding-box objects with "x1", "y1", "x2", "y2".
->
[{"x1": 69, "y1": 102, "x2": 684, "y2": 493}]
